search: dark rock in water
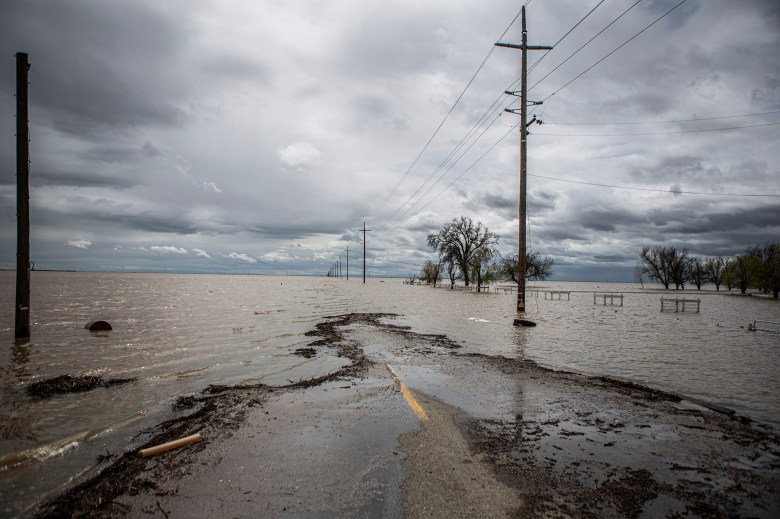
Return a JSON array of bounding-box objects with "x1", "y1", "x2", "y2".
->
[
  {"x1": 513, "y1": 318, "x2": 537, "y2": 327},
  {"x1": 86, "y1": 320, "x2": 112, "y2": 331}
]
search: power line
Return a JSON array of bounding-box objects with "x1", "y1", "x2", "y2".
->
[
  {"x1": 542, "y1": 0, "x2": 690, "y2": 103},
  {"x1": 525, "y1": 2, "x2": 607, "y2": 83},
  {"x1": 528, "y1": 0, "x2": 642, "y2": 94},
  {"x1": 543, "y1": 110, "x2": 780, "y2": 126},
  {"x1": 533, "y1": 121, "x2": 780, "y2": 136},
  {"x1": 370, "y1": 6, "x2": 524, "y2": 223},
  {"x1": 375, "y1": 2, "x2": 606, "y2": 233},
  {"x1": 376, "y1": 112, "x2": 504, "y2": 233},
  {"x1": 514, "y1": 0, "x2": 614, "y2": 106},
  {"x1": 386, "y1": 122, "x2": 520, "y2": 233},
  {"x1": 529, "y1": 173, "x2": 780, "y2": 197},
  {"x1": 371, "y1": 0, "x2": 775, "y2": 242},
  {"x1": 377, "y1": 113, "x2": 779, "y2": 234},
  {"x1": 375, "y1": 109, "x2": 498, "y2": 230}
]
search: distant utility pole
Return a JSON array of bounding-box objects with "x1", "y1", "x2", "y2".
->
[
  {"x1": 359, "y1": 222, "x2": 371, "y2": 284},
  {"x1": 15, "y1": 52, "x2": 31, "y2": 340},
  {"x1": 345, "y1": 246, "x2": 350, "y2": 280},
  {"x1": 496, "y1": 6, "x2": 551, "y2": 320},
  {"x1": 338, "y1": 256, "x2": 342, "y2": 279}
]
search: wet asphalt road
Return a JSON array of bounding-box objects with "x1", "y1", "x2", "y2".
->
[
  {"x1": 121, "y1": 320, "x2": 522, "y2": 517},
  {"x1": 36, "y1": 314, "x2": 780, "y2": 518}
]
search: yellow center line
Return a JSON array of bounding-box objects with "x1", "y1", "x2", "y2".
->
[{"x1": 386, "y1": 364, "x2": 429, "y2": 422}]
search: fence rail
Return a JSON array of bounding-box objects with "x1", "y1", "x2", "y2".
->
[
  {"x1": 660, "y1": 298, "x2": 701, "y2": 313},
  {"x1": 748, "y1": 320, "x2": 780, "y2": 333},
  {"x1": 594, "y1": 293, "x2": 623, "y2": 306}
]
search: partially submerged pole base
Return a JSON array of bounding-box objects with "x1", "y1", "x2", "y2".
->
[{"x1": 513, "y1": 318, "x2": 536, "y2": 327}]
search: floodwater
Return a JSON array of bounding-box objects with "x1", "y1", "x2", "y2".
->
[{"x1": 0, "y1": 271, "x2": 778, "y2": 516}]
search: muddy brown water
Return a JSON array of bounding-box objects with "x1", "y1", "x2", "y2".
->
[{"x1": 0, "y1": 271, "x2": 778, "y2": 516}]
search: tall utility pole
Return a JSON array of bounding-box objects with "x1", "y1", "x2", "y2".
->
[
  {"x1": 358, "y1": 222, "x2": 371, "y2": 284},
  {"x1": 345, "y1": 246, "x2": 350, "y2": 280},
  {"x1": 338, "y1": 256, "x2": 342, "y2": 279},
  {"x1": 15, "y1": 52, "x2": 31, "y2": 340},
  {"x1": 496, "y1": 6, "x2": 551, "y2": 321}
]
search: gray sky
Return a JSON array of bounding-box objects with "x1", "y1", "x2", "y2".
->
[{"x1": 1, "y1": 0, "x2": 778, "y2": 279}]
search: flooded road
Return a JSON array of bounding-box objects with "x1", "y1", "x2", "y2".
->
[
  {"x1": 32, "y1": 313, "x2": 780, "y2": 518},
  {"x1": 1, "y1": 272, "x2": 778, "y2": 516}
]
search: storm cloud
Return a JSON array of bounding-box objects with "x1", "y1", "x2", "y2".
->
[{"x1": 1, "y1": 0, "x2": 778, "y2": 278}]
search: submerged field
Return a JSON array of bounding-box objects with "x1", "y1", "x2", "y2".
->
[{"x1": 1, "y1": 272, "x2": 778, "y2": 515}]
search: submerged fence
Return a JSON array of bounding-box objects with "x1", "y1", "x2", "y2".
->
[
  {"x1": 660, "y1": 298, "x2": 701, "y2": 313},
  {"x1": 748, "y1": 320, "x2": 780, "y2": 333},
  {"x1": 594, "y1": 293, "x2": 624, "y2": 306}
]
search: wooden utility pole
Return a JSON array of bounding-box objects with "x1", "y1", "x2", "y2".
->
[
  {"x1": 345, "y1": 246, "x2": 350, "y2": 280},
  {"x1": 359, "y1": 222, "x2": 371, "y2": 284},
  {"x1": 15, "y1": 52, "x2": 31, "y2": 340},
  {"x1": 496, "y1": 7, "x2": 551, "y2": 319}
]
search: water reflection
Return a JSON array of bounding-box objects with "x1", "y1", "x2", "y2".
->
[
  {"x1": 511, "y1": 324, "x2": 529, "y2": 359},
  {"x1": 11, "y1": 340, "x2": 32, "y2": 379}
]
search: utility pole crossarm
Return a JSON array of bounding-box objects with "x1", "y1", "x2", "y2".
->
[{"x1": 495, "y1": 42, "x2": 553, "y2": 51}]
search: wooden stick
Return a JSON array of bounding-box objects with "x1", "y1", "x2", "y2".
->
[{"x1": 138, "y1": 433, "x2": 201, "y2": 458}]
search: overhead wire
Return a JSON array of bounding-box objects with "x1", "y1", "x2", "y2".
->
[
  {"x1": 375, "y1": 0, "x2": 716, "y2": 238},
  {"x1": 369, "y1": 5, "x2": 526, "y2": 224},
  {"x1": 376, "y1": 102, "x2": 503, "y2": 229},
  {"x1": 504, "y1": 0, "x2": 611, "y2": 115},
  {"x1": 542, "y1": 109, "x2": 780, "y2": 126},
  {"x1": 533, "y1": 121, "x2": 780, "y2": 136},
  {"x1": 528, "y1": 0, "x2": 642, "y2": 94},
  {"x1": 391, "y1": 121, "x2": 521, "y2": 231},
  {"x1": 528, "y1": 173, "x2": 780, "y2": 197},
  {"x1": 527, "y1": 0, "x2": 608, "y2": 78},
  {"x1": 376, "y1": 111, "x2": 504, "y2": 233},
  {"x1": 375, "y1": 1, "x2": 610, "y2": 234},
  {"x1": 541, "y1": 0, "x2": 690, "y2": 103},
  {"x1": 381, "y1": 116, "x2": 777, "y2": 233}
]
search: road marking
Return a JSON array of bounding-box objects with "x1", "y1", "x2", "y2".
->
[{"x1": 386, "y1": 364, "x2": 429, "y2": 422}]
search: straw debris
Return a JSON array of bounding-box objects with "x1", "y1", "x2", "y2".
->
[{"x1": 28, "y1": 375, "x2": 138, "y2": 398}]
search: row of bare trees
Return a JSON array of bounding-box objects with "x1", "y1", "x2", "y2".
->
[
  {"x1": 420, "y1": 216, "x2": 554, "y2": 291},
  {"x1": 637, "y1": 243, "x2": 780, "y2": 297}
]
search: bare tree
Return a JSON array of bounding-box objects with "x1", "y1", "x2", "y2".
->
[
  {"x1": 727, "y1": 254, "x2": 758, "y2": 294},
  {"x1": 688, "y1": 257, "x2": 705, "y2": 290},
  {"x1": 427, "y1": 216, "x2": 498, "y2": 287},
  {"x1": 639, "y1": 246, "x2": 689, "y2": 290},
  {"x1": 445, "y1": 260, "x2": 461, "y2": 289},
  {"x1": 639, "y1": 246, "x2": 671, "y2": 289},
  {"x1": 745, "y1": 243, "x2": 780, "y2": 298},
  {"x1": 420, "y1": 260, "x2": 441, "y2": 286},
  {"x1": 633, "y1": 262, "x2": 645, "y2": 288},
  {"x1": 499, "y1": 251, "x2": 554, "y2": 283},
  {"x1": 669, "y1": 248, "x2": 690, "y2": 290},
  {"x1": 704, "y1": 256, "x2": 729, "y2": 291},
  {"x1": 471, "y1": 247, "x2": 499, "y2": 293}
]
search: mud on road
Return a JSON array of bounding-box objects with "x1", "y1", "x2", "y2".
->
[
  {"x1": 458, "y1": 353, "x2": 780, "y2": 517},
  {"x1": 34, "y1": 313, "x2": 780, "y2": 518}
]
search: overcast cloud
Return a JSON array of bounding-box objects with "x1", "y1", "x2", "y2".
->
[{"x1": 1, "y1": 0, "x2": 778, "y2": 279}]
